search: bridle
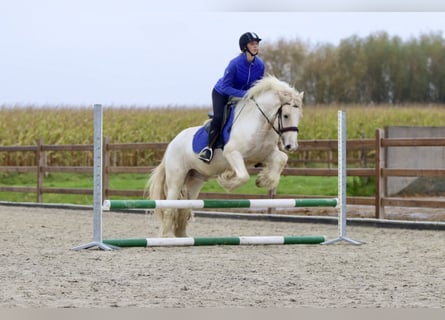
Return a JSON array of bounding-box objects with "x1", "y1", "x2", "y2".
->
[{"x1": 252, "y1": 98, "x2": 299, "y2": 136}]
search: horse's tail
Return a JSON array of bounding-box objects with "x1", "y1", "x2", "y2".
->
[
  {"x1": 144, "y1": 158, "x2": 167, "y2": 201},
  {"x1": 144, "y1": 154, "x2": 191, "y2": 237}
]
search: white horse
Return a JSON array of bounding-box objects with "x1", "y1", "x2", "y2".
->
[{"x1": 146, "y1": 75, "x2": 304, "y2": 237}]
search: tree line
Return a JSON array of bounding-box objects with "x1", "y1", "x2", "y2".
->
[{"x1": 261, "y1": 31, "x2": 445, "y2": 104}]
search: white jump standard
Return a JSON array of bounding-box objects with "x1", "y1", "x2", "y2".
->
[
  {"x1": 72, "y1": 104, "x2": 115, "y2": 251},
  {"x1": 322, "y1": 111, "x2": 363, "y2": 245}
]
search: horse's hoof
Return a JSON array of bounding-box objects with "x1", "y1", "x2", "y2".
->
[{"x1": 256, "y1": 176, "x2": 276, "y2": 189}]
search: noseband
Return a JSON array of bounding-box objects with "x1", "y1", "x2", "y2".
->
[{"x1": 252, "y1": 98, "x2": 299, "y2": 137}]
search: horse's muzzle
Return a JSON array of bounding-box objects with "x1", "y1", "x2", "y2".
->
[{"x1": 284, "y1": 144, "x2": 298, "y2": 151}]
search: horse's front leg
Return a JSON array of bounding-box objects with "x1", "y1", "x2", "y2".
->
[
  {"x1": 217, "y1": 150, "x2": 250, "y2": 192},
  {"x1": 256, "y1": 149, "x2": 288, "y2": 189}
]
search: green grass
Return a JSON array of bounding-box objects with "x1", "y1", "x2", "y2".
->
[{"x1": 0, "y1": 172, "x2": 372, "y2": 205}]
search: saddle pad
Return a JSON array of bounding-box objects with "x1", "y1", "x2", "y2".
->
[{"x1": 192, "y1": 106, "x2": 235, "y2": 153}]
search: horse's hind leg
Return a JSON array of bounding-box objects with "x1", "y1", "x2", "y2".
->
[
  {"x1": 159, "y1": 166, "x2": 188, "y2": 237},
  {"x1": 256, "y1": 150, "x2": 288, "y2": 189},
  {"x1": 173, "y1": 172, "x2": 206, "y2": 237},
  {"x1": 159, "y1": 208, "x2": 176, "y2": 237}
]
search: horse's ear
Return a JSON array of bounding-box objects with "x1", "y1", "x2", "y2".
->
[
  {"x1": 299, "y1": 91, "x2": 305, "y2": 99},
  {"x1": 278, "y1": 91, "x2": 291, "y2": 102}
]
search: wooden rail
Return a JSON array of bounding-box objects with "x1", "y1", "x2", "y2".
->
[
  {"x1": 374, "y1": 129, "x2": 445, "y2": 218},
  {"x1": 1, "y1": 134, "x2": 445, "y2": 219}
]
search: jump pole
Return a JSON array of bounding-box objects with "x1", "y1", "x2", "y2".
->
[
  {"x1": 103, "y1": 235, "x2": 327, "y2": 247},
  {"x1": 103, "y1": 198, "x2": 338, "y2": 210}
]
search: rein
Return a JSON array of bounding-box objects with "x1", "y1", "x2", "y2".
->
[{"x1": 251, "y1": 98, "x2": 299, "y2": 136}]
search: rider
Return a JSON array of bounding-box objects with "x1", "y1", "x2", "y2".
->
[{"x1": 198, "y1": 32, "x2": 265, "y2": 163}]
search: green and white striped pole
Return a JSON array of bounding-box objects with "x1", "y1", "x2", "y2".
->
[
  {"x1": 103, "y1": 235, "x2": 327, "y2": 247},
  {"x1": 103, "y1": 198, "x2": 338, "y2": 210}
]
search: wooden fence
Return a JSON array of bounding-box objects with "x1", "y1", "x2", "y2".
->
[{"x1": 1, "y1": 132, "x2": 445, "y2": 219}]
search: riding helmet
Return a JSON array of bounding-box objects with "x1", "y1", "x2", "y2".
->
[{"x1": 239, "y1": 32, "x2": 262, "y2": 51}]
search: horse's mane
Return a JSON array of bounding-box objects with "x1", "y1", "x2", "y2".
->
[{"x1": 244, "y1": 75, "x2": 295, "y2": 100}]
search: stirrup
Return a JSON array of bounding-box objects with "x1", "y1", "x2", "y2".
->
[{"x1": 198, "y1": 147, "x2": 213, "y2": 163}]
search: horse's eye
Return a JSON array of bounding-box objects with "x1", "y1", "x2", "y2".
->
[{"x1": 283, "y1": 114, "x2": 288, "y2": 119}]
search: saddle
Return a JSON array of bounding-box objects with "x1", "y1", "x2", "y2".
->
[{"x1": 192, "y1": 102, "x2": 236, "y2": 153}]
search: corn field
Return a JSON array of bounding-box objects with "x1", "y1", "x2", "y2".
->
[{"x1": 1, "y1": 104, "x2": 444, "y2": 167}]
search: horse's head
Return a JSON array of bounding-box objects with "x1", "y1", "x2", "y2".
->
[
  {"x1": 244, "y1": 75, "x2": 304, "y2": 152},
  {"x1": 275, "y1": 89, "x2": 304, "y2": 151}
]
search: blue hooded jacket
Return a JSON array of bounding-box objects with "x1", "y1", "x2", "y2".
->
[{"x1": 214, "y1": 53, "x2": 265, "y2": 98}]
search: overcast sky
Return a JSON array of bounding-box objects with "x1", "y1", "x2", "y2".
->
[{"x1": 1, "y1": 0, "x2": 445, "y2": 107}]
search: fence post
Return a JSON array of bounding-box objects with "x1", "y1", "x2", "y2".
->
[
  {"x1": 328, "y1": 150, "x2": 333, "y2": 169},
  {"x1": 36, "y1": 138, "x2": 44, "y2": 203},
  {"x1": 375, "y1": 128, "x2": 385, "y2": 219},
  {"x1": 267, "y1": 187, "x2": 276, "y2": 214}
]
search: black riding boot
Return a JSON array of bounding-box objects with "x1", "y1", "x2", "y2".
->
[{"x1": 198, "y1": 128, "x2": 219, "y2": 163}]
